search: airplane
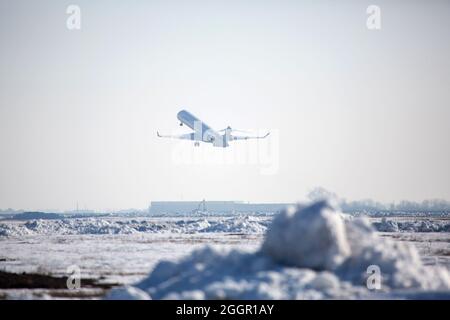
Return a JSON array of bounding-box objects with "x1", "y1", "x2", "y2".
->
[{"x1": 157, "y1": 110, "x2": 270, "y2": 148}]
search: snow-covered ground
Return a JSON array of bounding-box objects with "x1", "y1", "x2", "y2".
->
[
  {"x1": 0, "y1": 218, "x2": 264, "y2": 299},
  {"x1": 0, "y1": 205, "x2": 449, "y2": 300},
  {"x1": 372, "y1": 217, "x2": 450, "y2": 233},
  {"x1": 0, "y1": 233, "x2": 261, "y2": 285},
  {"x1": 0, "y1": 216, "x2": 270, "y2": 237}
]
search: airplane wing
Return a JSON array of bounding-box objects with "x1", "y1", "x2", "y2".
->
[
  {"x1": 231, "y1": 132, "x2": 270, "y2": 140},
  {"x1": 156, "y1": 131, "x2": 194, "y2": 140}
]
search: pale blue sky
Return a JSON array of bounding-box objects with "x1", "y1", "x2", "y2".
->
[{"x1": 1, "y1": 0, "x2": 449, "y2": 210}]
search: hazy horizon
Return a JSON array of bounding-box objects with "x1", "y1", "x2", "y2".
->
[{"x1": 1, "y1": 0, "x2": 449, "y2": 211}]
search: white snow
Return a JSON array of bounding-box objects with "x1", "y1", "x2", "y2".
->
[
  {"x1": 2, "y1": 214, "x2": 447, "y2": 239},
  {"x1": 337, "y1": 217, "x2": 450, "y2": 290},
  {"x1": 262, "y1": 201, "x2": 350, "y2": 270},
  {"x1": 135, "y1": 246, "x2": 367, "y2": 299},
  {"x1": 1, "y1": 203, "x2": 449, "y2": 300},
  {"x1": 0, "y1": 216, "x2": 270, "y2": 237},
  {"x1": 0, "y1": 233, "x2": 261, "y2": 286},
  {"x1": 104, "y1": 286, "x2": 151, "y2": 300},
  {"x1": 117, "y1": 200, "x2": 450, "y2": 300},
  {"x1": 373, "y1": 218, "x2": 450, "y2": 233}
]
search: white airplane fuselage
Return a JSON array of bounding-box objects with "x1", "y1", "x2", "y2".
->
[{"x1": 177, "y1": 110, "x2": 229, "y2": 147}]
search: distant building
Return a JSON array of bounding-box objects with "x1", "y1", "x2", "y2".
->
[{"x1": 148, "y1": 201, "x2": 292, "y2": 216}]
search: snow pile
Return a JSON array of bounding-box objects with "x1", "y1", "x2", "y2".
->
[
  {"x1": 22, "y1": 219, "x2": 141, "y2": 235},
  {"x1": 373, "y1": 218, "x2": 450, "y2": 233},
  {"x1": 116, "y1": 200, "x2": 450, "y2": 299},
  {"x1": 0, "y1": 223, "x2": 34, "y2": 237},
  {"x1": 336, "y1": 217, "x2": 450, "y2": 290},
  {"x1": 373, "y1": 218, "x2": 399, "y2": 232},
  {"x1": 0, "y1": 217, "x2": 270, "y2": 237},
  {"x1": 135, "y1": 247, "x2": 366, "y2": 300},
  {"x1": 168, "y1": 216, "x2": 269, "y2": 234},
  {"x1": 262, "y1": 201, "x2": 350, "y2": 270},
  {"x1": 104, "y1": 286, "x2": 151, "y2": 300},
  {"x1": 202, "y1": 216, "x2": 269, "y2": 234}
]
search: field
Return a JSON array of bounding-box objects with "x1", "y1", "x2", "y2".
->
[{"x1": 0, "y1": 213, "x2": 449, "y2": 299}]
